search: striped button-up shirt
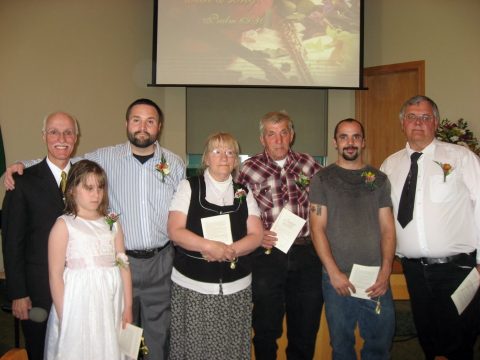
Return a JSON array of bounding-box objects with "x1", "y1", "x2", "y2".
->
[
  {"x1": 236, "y1": 149, "x2": 321, "y2": 238},
  {"x1": 84, "y1": 141, "x2": 185, "y2": 250}
]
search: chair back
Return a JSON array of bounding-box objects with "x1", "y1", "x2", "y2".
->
[{"x1": 0, "y1": 348, "x2": 28, "y2": 360}]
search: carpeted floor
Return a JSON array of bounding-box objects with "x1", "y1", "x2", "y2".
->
[{"x1": 0, "y1": 279, "x2": 477, "y2": 359}]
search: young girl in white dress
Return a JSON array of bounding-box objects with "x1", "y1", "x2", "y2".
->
[{"x1": 44, "y1": 160, "x2": 133, "y2": 360}]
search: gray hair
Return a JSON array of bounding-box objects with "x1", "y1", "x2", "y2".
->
[
  {"x1": 399, "y1": 95, "x2": 440, "y2": 122},
  {"x1": 259, "y1": 111, "x2": 294, "y2": 136},
  {"x1": 42, "y1": 112, "x2": 79, "y2": 135}
]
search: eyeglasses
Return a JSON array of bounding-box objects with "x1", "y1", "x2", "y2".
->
[
  {"x1": 211, "y1": 149, "x2": 236, "y2": 158},
  {"x1": 405, "y1": 113, "x2": 434, "y2": 122},
  {"x1": 44, "y1": 128, "x2": 76, "y2": 138}
]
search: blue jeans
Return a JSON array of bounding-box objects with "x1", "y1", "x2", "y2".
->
[
  {"x1": 252, "y1": 244, "x2": 323, "y2": 360},
  {"x1": 322, "y1": 272, "x2": 395, "y2": 360}
]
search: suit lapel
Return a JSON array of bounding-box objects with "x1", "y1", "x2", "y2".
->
[{"x1": 35, "y1": 159, "x2": 65, "y2": 209}]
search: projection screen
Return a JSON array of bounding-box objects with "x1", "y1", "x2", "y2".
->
[{"x1": 153, "y1": 0, "x2": 363, "y2": 88}]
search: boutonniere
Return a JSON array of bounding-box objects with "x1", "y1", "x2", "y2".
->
[
  {"x1": 105, "y1": 212, "x2": 120, "y2": 231},
  {"x1": 233, "y1": 184, "x2": 247, "y2": 203},
  {"x1": 155, "y1": 154, "x2": 170, "y2": 183},
  {"x1": 361, "y1": 171, "x2": 377, "y2": 190},
  {"x1": 296, "y1": 172, "x2": 310, "y2": 188},
  {"x1": 433, "y1": 161, "x2": 453, "y2": 182},
  {"x1": 115, "y1": 252, "x2": 129, "y2": 269}
]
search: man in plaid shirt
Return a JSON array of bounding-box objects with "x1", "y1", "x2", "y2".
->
[{"x1": 237, "y1": 111, "x2": 323, "y2": 360}]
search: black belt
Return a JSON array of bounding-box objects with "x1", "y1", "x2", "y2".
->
[
  {"x1": 294, "y1": 236, "x2": 312, "y2": 246},
  {"x1": 406, "y1": 251, "x2": 476, "y2": 266},
  {"x1": 126, "y1": 242, "x2": 170, "y2": 259}
]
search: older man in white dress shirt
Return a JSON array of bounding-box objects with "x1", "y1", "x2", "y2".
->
[{"x1": 381, "y1": 95, "x2": 480, "y2": 360}]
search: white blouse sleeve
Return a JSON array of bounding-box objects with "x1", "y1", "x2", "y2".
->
[
  {"x1": 169, "y1": 179, "x2": 192, "y2": 215},
  {"x1": 246, "y1": 185, "x2": 261, "y2": 217}
]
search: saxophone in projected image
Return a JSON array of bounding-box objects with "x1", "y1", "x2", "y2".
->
[{"x1": 156, "y1": 0, "x2": 361, "y2": 87}]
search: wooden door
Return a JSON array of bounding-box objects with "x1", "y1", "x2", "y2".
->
[{"x1": 355, "y1": 61, "x2": 425, "y2": 168}]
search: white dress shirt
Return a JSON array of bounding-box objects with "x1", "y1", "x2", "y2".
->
[
  {"x1": 381, "y1": 139, "x2": 480, "y2": 263},
  {"x1": 46, "y1": 157, "x2": 71, "y2": 187},
  {"x1": 169, "y1": 168, "x2": 260, "y2": 217}
]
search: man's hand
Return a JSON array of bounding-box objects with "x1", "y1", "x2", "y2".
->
[
  {"x1": 366, "y1": 270, "x2": 390, "y2": 298},
  {"x1": 12, "y1": 297, "x2": 32, "y2": 320},
  {"x1": 4, "y1": 162, "x2": 25, "y2": 190},
  {"x1": 329, "y1": 271, "x2": 356, "y2": 297}
]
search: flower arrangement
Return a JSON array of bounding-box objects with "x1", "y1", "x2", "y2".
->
[
  {"x1": 155, "y1": 154, "x2": 170, "y2": 182},
  {"x1": 433, "y1": 161, "x2": 453, "y2": 183},
  {"x1": 105, "y1": 212, "x2": 120, "y2": 231},
  {"x1": 361, "y1": 171, "x2": 376, "y2": 190},
  {"x1": 295, "y1": 172, "x2": 310, "y2": 188},
  {"x1": 115, "y1": 252, "x2": 130, "y2": 269},
  {"x1": 233, "y1": 184, "x2": 247, "y2": 203},
  {"x1": 436, "y1": 118, "x2": 480, "y2": 156}
]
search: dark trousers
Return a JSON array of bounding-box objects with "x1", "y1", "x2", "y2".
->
[
  {"x1": 22, "y1": 263, "x2": 51, "y2": 360},
  {"x1": 402, "y1": 257, "x2": 480, "y2": 360},
  {"x1": 22, "y1": 319, "x2": 48, "y2": 360},
  {"x1": 252, "y1": 244, "x2": 323, "y2": 360}
]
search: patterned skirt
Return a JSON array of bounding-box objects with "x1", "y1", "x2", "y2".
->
[{"x1": 169, "y1": 282, "x2": 252, "y2": 360}]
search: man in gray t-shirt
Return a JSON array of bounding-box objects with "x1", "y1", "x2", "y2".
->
[{"x1": 309, "y1": 118, "x2": 396, "y2": 359}]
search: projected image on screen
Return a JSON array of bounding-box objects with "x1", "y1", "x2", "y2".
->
[{"x1": 154, "y1": 0, "x2": 362, "y2": 88}]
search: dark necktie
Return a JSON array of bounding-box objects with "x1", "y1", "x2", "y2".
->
[
  {"x1": 397, "y1": 152, "x2": 422, "y2": 228},
  {"x1": 60, "y1": 171, "x2": 67, "y2": 194}
]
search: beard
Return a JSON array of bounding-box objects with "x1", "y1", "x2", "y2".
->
[
  {"x1": 127, "y1": 131, "x2": 157, "y2": 148},
  {"x1": 341, "y1": 147, "x2": 360, "y2": 161}
]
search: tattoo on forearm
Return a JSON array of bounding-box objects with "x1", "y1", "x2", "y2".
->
[{"x1": 310, "y1": 204, "x2": 321, "y2": 215}]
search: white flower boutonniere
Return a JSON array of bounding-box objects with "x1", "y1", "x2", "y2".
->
[{"x1": 115, "y1": 252, "x2": 130, "y2": 269}]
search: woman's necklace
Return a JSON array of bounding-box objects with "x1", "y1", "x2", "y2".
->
[{"x1": 209, "y1": 180, "x2": 233, "y2": 206}]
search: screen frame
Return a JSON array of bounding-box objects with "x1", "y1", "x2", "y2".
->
[{"x1": 150, "y1": 0, "x2": 364, "y2": 90}]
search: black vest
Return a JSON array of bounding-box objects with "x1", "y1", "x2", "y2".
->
[{"x1": 173, "y1": 176, "x2": 251, "y2": 283}]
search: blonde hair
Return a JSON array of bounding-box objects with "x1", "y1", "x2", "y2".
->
[{"x1": 201, "y1": 132, "x2": 240, "y2": 176}]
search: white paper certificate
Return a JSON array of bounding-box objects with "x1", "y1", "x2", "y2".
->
[
  {"x1": 270, "y1": 208, "x2": 306, "y2": 254},
  {"x1": 349, "y1": 264, "x2": 380, "y2": 300},
  {"x1": 451, "y1": 267, "x2": 480, "y2": 315},
  {"x1": 119, "y1": 323, "x2": 143, "y2": 359},
  {"x1": 201, "y1": 214, "x2": 233, "y2": 245}
]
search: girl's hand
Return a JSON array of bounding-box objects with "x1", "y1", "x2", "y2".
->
[{"x1": 122, "y1": 307, "x2": 133, "y2": 329}]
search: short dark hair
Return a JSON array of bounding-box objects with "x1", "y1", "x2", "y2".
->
[
  {"x1": 64, "y1": 160, "x2": 109, "y2": 217},
  {"x1": 333, "y1": 118, "x2": 365, "y2": 139},
  {"x1": 125, "y1": 98, "x2": 164, "y2": 126}
]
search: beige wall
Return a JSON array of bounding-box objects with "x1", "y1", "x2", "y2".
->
[
  {"x1": 0, "y1": 0, "x2": 186, "y2": 200},
  {"x1": 1, "y1": 0, "x2": 479, "y2": 189},
  {"x1": 327, "y1": 0, "x2": 480, "y2": 164},
  {"x1": 0, "y1": 1, "x2": 479, "y2": 272}
]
